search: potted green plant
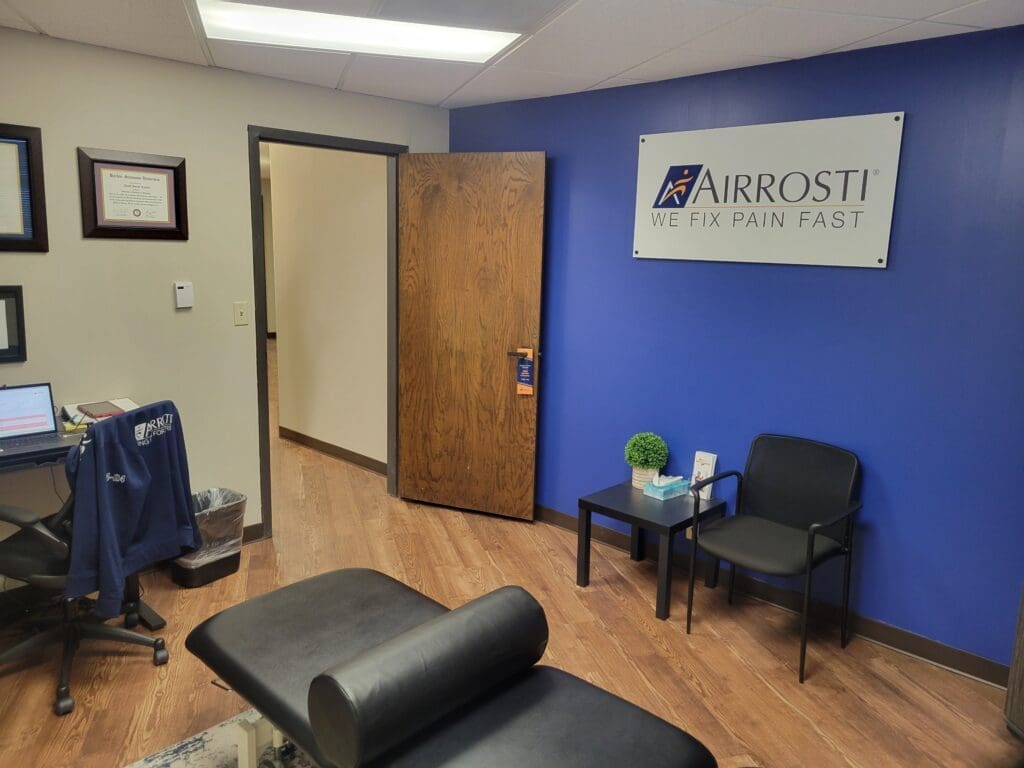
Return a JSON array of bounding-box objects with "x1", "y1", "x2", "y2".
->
[{"x1": 624, "y1": 432, "x2": 669, "y2": 489}]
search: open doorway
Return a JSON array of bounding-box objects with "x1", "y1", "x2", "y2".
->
[{"x1": 248, "y1": 127, "x2": 405, "y2": 538}]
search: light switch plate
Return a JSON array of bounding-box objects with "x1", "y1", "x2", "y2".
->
[{"x1": 233, "y1": 301, "x2": 250, "y2": 326}]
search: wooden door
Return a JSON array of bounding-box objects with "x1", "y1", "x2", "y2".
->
[{"x1": 398, "y1": 152, "x2": 545, "y2": 520}]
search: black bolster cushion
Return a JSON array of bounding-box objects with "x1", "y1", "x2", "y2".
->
[{"x1": 308, "y1": 585, "x2": 548, "y2": 768}]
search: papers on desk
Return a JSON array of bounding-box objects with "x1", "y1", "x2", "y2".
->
[{"x1": 61, "y1": 398, "x2": 140, "y2": 431}]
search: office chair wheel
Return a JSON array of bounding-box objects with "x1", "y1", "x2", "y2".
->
[
  {"x1": 153, "y1": 638, "x2": 169, "y2": 666},
  {"x1": 54, "y1": 688, "x2": 75, "y2": 716},
  {"x1": 124, "y1": 612, "x2": 140, "y2": 629}
]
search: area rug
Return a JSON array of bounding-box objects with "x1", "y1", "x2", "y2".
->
[{"x1": 124, "y1": 710, "x2": 316, "y2": 768}]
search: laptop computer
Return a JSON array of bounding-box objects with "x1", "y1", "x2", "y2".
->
[{"x1": 0, "y1": 383, "x2": 80, "y2": 465}]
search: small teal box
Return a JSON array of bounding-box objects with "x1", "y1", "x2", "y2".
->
[{"x1": 643, "y1": 479, "x2": 690, "y2": 500}]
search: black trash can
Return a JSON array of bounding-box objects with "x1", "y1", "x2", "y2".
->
[{"x1": 171, "y1": 488, "x2": 246, "y2": 588}]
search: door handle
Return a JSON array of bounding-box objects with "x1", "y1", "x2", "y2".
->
[{"x1": 508, "y1": 345, "x2": 541, "y2": 358}]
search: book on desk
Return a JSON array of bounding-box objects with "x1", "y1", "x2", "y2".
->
[{"x1": 61, "y1": 398, "x2": 140, "y2": 432}]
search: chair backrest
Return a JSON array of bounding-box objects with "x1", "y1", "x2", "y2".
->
[
  {"x1": 64, "y1": 401, "x2": 200, "y2": 614},
  {"x1": 740, "y1": 434, "x2": 859, "y2": 530},
  {"x1": 81, "y1": 401, "x2": 195, "y2": 520},
  {"x1": 44, "y1": 493, "x2": 75, "y2": 545}
]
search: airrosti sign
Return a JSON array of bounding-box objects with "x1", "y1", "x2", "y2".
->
[{"x1": 633, "y1": 112, "x2": 904, "y2": 269}]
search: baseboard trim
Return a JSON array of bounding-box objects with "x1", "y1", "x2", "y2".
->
[
  {"x1": 242, "y1": 523, "x2": 265, "y2": 543},
  {"x1": 266, "y1": 331, "x2": 277, "y2": 339},
  {"x1": 278, "y1": 427, "x2": 387, "y2": 475},
  {"x1": 535, "y1": 504, "x2": 1010, "y2": 687},
  {"x1": 537, "y1": 504, "x2": 633, "y2": 549}
]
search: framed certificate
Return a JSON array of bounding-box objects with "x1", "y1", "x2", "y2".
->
[
  {"x1": 0, "y1": 124, "x2": 48, "y2": 252},
  {"x1": 77, "y1": 147, "x2": 188, "y2": 240},
  {"x1": 0, "y1": 285, "x2": 27, "y2": 364}
]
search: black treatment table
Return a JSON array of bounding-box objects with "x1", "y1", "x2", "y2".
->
[{"x1": 186, "y1": 568, "x2": 718, "y2": 768}]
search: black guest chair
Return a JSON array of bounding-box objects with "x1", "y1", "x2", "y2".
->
[
  {"x1": 0, "y1": 495, "x2": 168, "y2": 714},
  {"x1": 685, "y1": 434, "x2": 861, "y2": 682}
]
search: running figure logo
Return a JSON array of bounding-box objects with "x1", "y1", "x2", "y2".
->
[{"x1": 652, "y1": 165, "x2": 703, "y2": 208}]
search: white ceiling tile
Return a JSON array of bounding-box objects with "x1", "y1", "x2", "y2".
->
[
  {"x1": 532, "y1": 0, "x2": 749, "y2": 52},
  {"x1": 209, "y1": 40, "x2": 350, "y2": 88},
  {"x1": 493, "y1": 38, "x2": 644, "y2": 82},
  {"x1": 589, "y1": 76, "x2": 652, "y2": 91},
  {"x1": 341, "y1": 54, "x2": 482, "y2": 105},
  {"x1": 0, "y1": 1, "x2": 34, "y2": 32},
  {"x1": 443, "y1": 66, "x2": 600, "y2": 108},
  {"x1": 769, "y1": 0, "x2": 972, "y2": 20},
  {"x1": 931, "y1": 0, "x2": 1024, "y2": 28},
  {"x1": 624, "y1": 46, "x2": 787, "y2": 81},
  {"x1": 375, "y1": 0, "x2": 572, "y2": 33},
  {"x1": 830, "y1": 19, "x2": 979, "y2": 51},
  {"x1": 684, "y1": 6, "x2": 906, "y2": 58},
  {"x1": 496, "y1": 0, "x2": 752, "y2": 80},
  {"x1": 8, "y1": 0, "x2": 207, "y2": 65}
]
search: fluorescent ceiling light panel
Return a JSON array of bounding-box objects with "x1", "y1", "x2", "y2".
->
[{"x1": 197, "y1": 0, "x2": 520, "y2": 63}]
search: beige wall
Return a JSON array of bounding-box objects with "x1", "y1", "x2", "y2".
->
[
  {"x1": 261, "y1": 177, "x2": 277, "y2": 334},
  {"x1": 0, "y1": 29, "x2": 447, "y2": 527},
  {"x1": 270, "y1": 145, "x2": 387, "y2": 463}
]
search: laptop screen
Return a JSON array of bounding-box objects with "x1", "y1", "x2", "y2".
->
[{"x1": 0, "y1": 384, "x2": 57, "y2": 439}]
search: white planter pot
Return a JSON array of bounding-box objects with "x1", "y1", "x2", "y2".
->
[{"x1": 631, "y1": 467, "x2": 657, "y2": 490}]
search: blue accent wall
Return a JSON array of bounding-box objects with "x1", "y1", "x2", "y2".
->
[{"x1": 451, "y1": 26, "x2": 1024, "y2": 666}]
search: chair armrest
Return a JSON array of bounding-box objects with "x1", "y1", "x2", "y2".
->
[
  {"x1": 689, "y1": 470, "x2": 743, "y2": 540},
  {"x1": 0, "y1": 503, "x2": 43, "y2": 528},
  {"x1": 689, "y1": 469, "x2": 742, "y2": 496},
  {"x1": 0, "y1": 504, "x2": 69, "y2": 560},
  {"x1": 808, "y1": 501, "x2": 862, "y2": 533},
  {"x1": 806, "y1": 502, "x2": 861, "y2": 557}
]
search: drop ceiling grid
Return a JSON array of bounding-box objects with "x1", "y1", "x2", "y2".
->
[
  {"x1": 930, "y1": 0, "x2": 1024, "y2": 28},
  {"x1": 207, "y1": 40, "x2": 351, "y2": 89},
  {"x1": 439, "y1": 0, "x2": 753, "y2": 106},
  {"x1": 766, "y1": 0, "x2": 976, "y2": 20},
  {"x1": 0, "y1": 0, "x2": 1017, "y2": 108},
  {"x1": 339, "y1": 55, "x2": 484, "y2": 106},
  {"x1": 439, "y1": 0, "x2": 1003, "y2": 107}
]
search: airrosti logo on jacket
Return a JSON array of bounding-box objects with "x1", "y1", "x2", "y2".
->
[{"x1": 134, "y1": 414, "x2": 174, "y2": 446}]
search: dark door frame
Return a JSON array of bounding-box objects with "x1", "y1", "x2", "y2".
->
[{"x1": 247, "y1": 125, "x2": 407, "y2": 539}]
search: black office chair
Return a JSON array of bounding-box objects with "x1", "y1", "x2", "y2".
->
[
  {"x1": 0, "y1": 495, "x2": 168, "y2": 715},
  {"x1": 685, "y1": 434, "x2": 861, "y2": 683}
]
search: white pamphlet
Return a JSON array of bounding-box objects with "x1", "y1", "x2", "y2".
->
[{"x1": 692, "y1": 451, "x2": 718, "y2": 500}]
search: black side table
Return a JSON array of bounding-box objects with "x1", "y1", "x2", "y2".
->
[{"x1": 576, "y1": 482, "x2": 725, "y2": 619}]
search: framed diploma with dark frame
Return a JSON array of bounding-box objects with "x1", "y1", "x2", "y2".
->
[
  {"x1": 0, "y1": 285, "x2": 27, "y2": 364},
  {"x1": 77, "y1": 147, "x2": 188, "y2": 240},
  {"x1": 0, "y1": 124, "x2": 48, "y2": 252}
]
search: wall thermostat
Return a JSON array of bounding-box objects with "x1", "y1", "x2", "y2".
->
[{"x1": 174, "y1": 281, "x2": 194, "y2": 309}]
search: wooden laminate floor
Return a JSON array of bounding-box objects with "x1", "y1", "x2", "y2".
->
[{"x1": 0, "y1": 343, "x2": 1021, "y2": 768}]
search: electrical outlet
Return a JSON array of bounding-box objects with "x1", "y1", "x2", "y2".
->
[{"x1": 233, "y1": 301, "x2": 250, "y2": 326}]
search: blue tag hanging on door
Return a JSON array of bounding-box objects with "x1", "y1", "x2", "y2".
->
[{"x1": 516, "y1": 348, "x2": 534, "y2": 396}]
